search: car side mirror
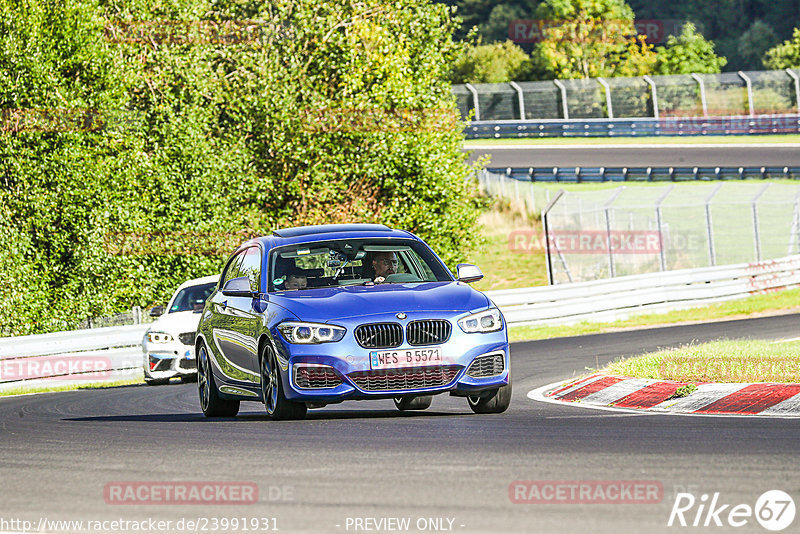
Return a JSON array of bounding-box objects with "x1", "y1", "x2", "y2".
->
[
  {"x1": 149, "y1": 305, "x2": 164, "y2": 318},
  {"x1": 456, "y1": 263, "x2": 484, "y2": 283},
  {"x1": 222, "y1": 276, "x2": 255, "y2": 297}
]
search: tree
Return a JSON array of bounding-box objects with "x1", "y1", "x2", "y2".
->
[
  {"x1": 0, "y1": 0, "x2": 483, "y2": 335},
  {"x1": 479, "y1": 4, "x2": 528, "y2": 43},
  {"x1": 653, "y1": 22, "x2": 727, "y2": 74},
  {"x1": 738, "y1": 20, "x2": 779, "y2": 70},
  {"x1": 764, "y1": 27, "x2": 800, "y2": 69},
  {"x1": 529, "y1": 0, "x2": 657, "y2": 79},
  {"x1": 450, "y1": 40, "x2": 534, "y2": 83}
]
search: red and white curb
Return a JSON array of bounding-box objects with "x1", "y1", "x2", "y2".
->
[{"x1": 528, "y1": 374, "x2": 800, "y2": 417}]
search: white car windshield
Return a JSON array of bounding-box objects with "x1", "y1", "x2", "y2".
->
[{"x1": 169, "y1": 282, "x2": 216, "y2": 313}]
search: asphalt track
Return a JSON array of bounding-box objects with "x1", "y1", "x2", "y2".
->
[
  {"x1": 464, "y1": 143, "x2": 800, "y2": 168},
  {"x1": 2, "y1": 313, "x2": 799, "y2": 534}
]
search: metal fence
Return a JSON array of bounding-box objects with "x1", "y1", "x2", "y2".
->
[
  {"x1": 465, "y1": 115, "x2": 800, "y2": 137},
  {"x1": 486, "y1": 255, "x2": 800, "y2": 326},
  {"x1": 0, "y1": 306, "x2": 154, "y2": 339},
  {"x1": 485, "y1": 166, "x2": 800, "y2": 183},
  {"x1": 0, "y1": 324, "x2": 146, "y2": 392},
  {"x1": 454, "y1": 68, "x2": 800, "y2": 122},
  {"x1": 479, "y1": 169, "x2": 800, "y2": 284}
]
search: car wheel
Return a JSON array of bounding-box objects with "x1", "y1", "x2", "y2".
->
[
  {"x1": 197, "y1": 342, "x2": 239, "y2": 417},
  {"x1": 260, "y1": 345, "x2": 307, "y2": 421},
  {"x1": 145, "y1": 378, "x2": 170, "y2": 386},
  {"x1": 467, "y1": 383, "x2": 512, "y2": 414},
  {"x1": 393, "y1": 395, "x2": 433, "y2": 411}
]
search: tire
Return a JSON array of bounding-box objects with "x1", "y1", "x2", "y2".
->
[
  {"x1": 261, "y1": 345, "x2": 307, "y2": 421},
  {"x1": 394, "y1": 395, "x2": 433, "y2": 411},
  {"x1": 197, "y1": 342, "x2": 239, "y2": 417},
  {"x1": 468, "y1": 383, "x2": 512, "y2": 414},
  {"x1": 145, "y1": 378, "x2": 170, "y2": 386}
]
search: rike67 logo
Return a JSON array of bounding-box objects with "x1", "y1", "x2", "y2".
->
[{"x1": 668, "y1": 490, "x2": 795, "y2": 531}]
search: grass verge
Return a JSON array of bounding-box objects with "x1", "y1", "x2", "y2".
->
[
  {"x1": 508, "y1": 287, "x2": 800, "y2": 342},
  {"x1": 467, "y1": 200, "x2": 547, "y2": 292},
  {"x1": 463, "y1": 134, "x2": 800, "y2": 147},
  {"x1": 601, "y1": 339, "x2": 800, "y2": 383},
  {"x1": 0, "y1": 377, "x2": 144, "y2": 398}
]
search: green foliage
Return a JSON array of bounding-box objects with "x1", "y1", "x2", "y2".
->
[
  {"x1": 653, "y1": 22, "x2": 727, "y2": 75},
  {"x1": 764, "y1": 27, "x2": 800, "y2": 69},
  {"x1": 450, "y1": 40, "x2": 534, "y2": 83},
  {"x1": 671, "y1": 384, "x2": 697, "y2": 398},
  {"x1": 0, "y1": 0, "x2": 482, "y2": 335},
  {"x1": 737, "y1": 20, "x2": 779, "y2": 70},
  {"x1": 529, "y1": 0, "x2": 656, "y2": 79},
  {"x1": 448, "y1": 0, "x2": 799, "y2": 74}
]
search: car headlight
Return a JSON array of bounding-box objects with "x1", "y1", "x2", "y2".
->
[
  {"x1": 147, "y1": 331, "x2": 174, "y2": 343},
  {"x1": 278, "y1": 322, "x2": 346, "y2": 344},
  {"x1": 458, "y1": 308, "x2": 503, "y2": 333}
]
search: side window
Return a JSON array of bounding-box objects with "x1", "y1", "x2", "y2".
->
[
  {"x1": 240, "y1": 246, "x2": 262, "y2": 292},
  {"x1": 221, "y1": 251, "x2": 245, "y2": 288}
]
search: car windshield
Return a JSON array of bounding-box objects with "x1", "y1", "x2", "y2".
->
[
  {"x1": 268, "y1": 238, "x2": 452, "y2": 292},
  {"x1": 169, "y1": 282, "x2": 216, "y2": 313}
]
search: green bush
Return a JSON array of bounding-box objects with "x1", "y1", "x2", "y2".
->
[
  {"x1": 764, "y1": 27, "x2": 800, "y2": 69},
  {"x1": 0, "y1": 0, "x2": 482, "y2": 335},
  {"x1": 450, "y1": 40, "x2": 534, "y2": 83}
]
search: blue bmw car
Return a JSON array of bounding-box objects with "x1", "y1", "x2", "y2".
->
[{"x1": 195, "y1": 224, "x2": 511, "y2": 420}]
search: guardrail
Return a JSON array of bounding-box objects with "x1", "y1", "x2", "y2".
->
[
  {"x1": 485, "y1": 254, "x2": 800, "y2": 326},
  {"x1": 0, "y1": 324, "x2": 147, "y2": 392},
  {"x1": 464, "y1": 114, "x2": 800, "y2": 139},
  {"x1": 486, "y1": 166, "x2": 800, "y2": 182},
  {"x1": 2, "y1": 256, "x2": 798, "y2": 390}
]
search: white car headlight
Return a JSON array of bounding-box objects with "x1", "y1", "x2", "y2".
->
[
  {"x1": 458, "y1": 308, "x2": 503, "y2": 333},
  {"x1": 147, "y1": 331, "x2": 174, "y2": 344},
  {"x1": 278, "y1": 322, "x2": 346, "y2": 344}
]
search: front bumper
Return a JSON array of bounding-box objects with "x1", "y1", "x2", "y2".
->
[
  {"x1": 142, "y1": 342, "x2": 198, "y2": 380},
  {"x1": 272, "y1": 319, "x2": 510, "y2": 402}
]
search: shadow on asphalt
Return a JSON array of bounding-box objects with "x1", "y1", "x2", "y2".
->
[{"x1": 63, "y1": 410, "x2": 468, "y2": 423}]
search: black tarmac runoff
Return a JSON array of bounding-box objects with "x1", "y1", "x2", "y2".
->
[{"x1": 2, "y1": 313, "x2": 799, "y2": 533}]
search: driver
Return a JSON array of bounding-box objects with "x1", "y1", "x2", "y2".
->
[{"x1": 371, "y1": 251, "x2": 398, "y2": 283}]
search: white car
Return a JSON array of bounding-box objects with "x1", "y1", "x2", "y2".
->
[{"x1": 142, "y1": 275, "x2": 218, "y2": 385}]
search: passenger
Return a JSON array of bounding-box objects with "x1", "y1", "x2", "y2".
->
[{"x1": 285, "y1": 273, "x2": 308, "y2": 290}]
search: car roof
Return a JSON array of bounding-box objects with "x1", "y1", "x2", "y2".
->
[
  {"x1": 241, "y1": 224, "x2": 417, "y2": 250},
  {"x1": 173, "y1": 275, "x2": 219, "y2": 293},
  {"x1": 272, "y1": 223, "x2": 393, "y2": 238}
]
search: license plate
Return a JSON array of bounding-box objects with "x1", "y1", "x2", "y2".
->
[{"x1": 369, "y1": 347, "x2": 442, "y2": 369}]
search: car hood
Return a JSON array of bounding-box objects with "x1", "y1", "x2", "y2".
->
[
  {"x1": 269, "y1": 281, "x2": 490, "y2": 323},
  {"x1": 148, "y1": 310, "x2": 203, "y2": 334}
]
